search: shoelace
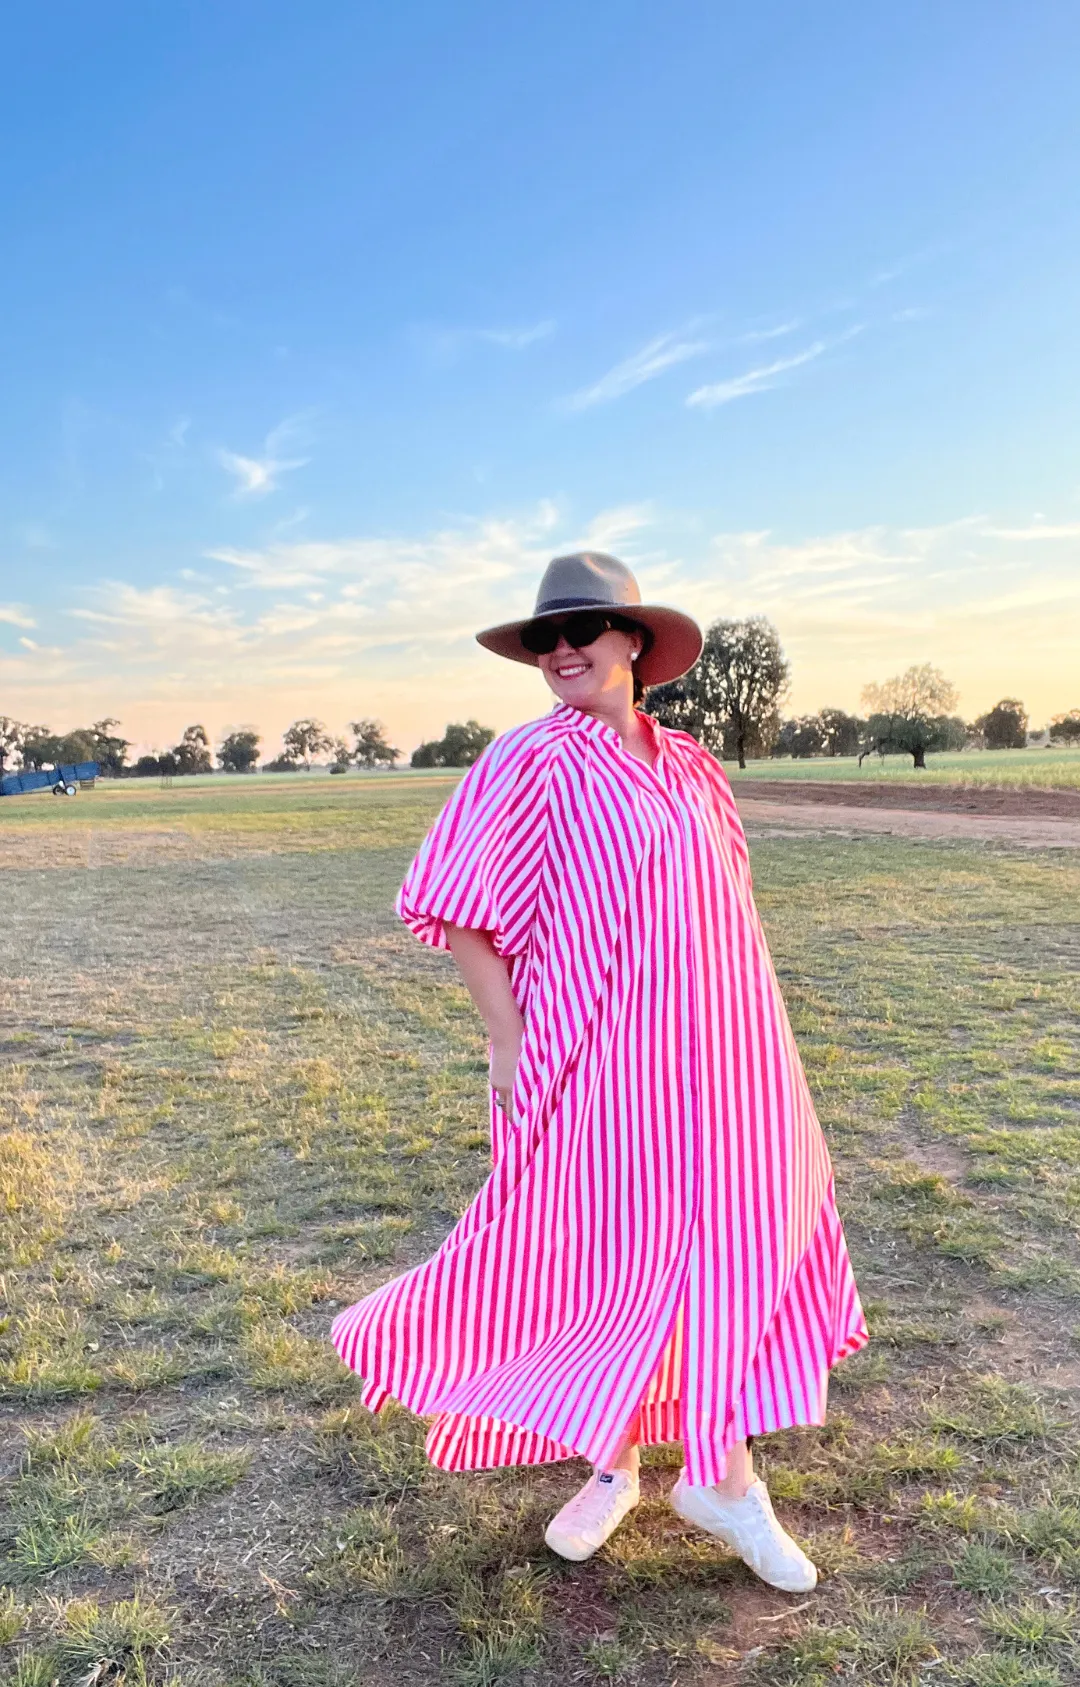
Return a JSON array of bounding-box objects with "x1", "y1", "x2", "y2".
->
[
  {"x1": 741, "y1": 1497, "x2": 778, "y2": 1542},
  {"x1": 729, "y1": 1489, "x2": 800, "y2": 1556}
]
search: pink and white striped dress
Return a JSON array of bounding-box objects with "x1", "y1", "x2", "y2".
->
[{"x1": 331, "y1": 703, "x2": 867, "y2": 1486}]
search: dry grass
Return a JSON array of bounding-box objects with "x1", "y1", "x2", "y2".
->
[
  {"x1": 730, "y1": 745, "x2": 1080, "y2": 789},
  {"x1": 0, "y1": 775, "x2": 1078, "y2": 1685}
]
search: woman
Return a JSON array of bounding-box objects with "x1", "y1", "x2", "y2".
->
[{"x1": 332, "y1": 551, "x2": 867, "y2": 1592}]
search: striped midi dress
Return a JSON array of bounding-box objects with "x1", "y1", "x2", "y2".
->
[{"x1": 331, "y1": 702, "x2": 868, "y2": 1486}]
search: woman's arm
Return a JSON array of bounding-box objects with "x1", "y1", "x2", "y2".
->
[{"x1": 445, "y1": 924, "x2": 524, "y2": 1120}]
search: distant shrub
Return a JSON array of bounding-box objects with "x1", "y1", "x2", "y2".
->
[
  {"x1": 218, "y1": 729, "x2": 261, "y2": 773},
  {"x1": 411, "y1": 720, "x2": 494, "y2": 768},
  {"x1": 975, "y1": 698, "x2": 1028, "y2": 750}
]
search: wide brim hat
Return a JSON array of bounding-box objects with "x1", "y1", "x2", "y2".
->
[{"x1": 476, "y1": 551, "x2": 703, "y2": 688}]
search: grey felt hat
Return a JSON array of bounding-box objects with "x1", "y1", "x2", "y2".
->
[{"x1": 476, "y1": 551, "x2": 703, "y2": 688}]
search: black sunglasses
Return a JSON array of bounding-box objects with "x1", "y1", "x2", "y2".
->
[{"x1": 519, "y1": 610, "x2": 645, "y2": 656}]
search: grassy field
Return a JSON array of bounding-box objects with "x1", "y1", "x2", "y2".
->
[
  {"x1": 728, "y1": 746, "x2": 1080, "y2": 789},
  {"x1": 2, "y1": 775, "x2": 1079, "y2": 1687}
]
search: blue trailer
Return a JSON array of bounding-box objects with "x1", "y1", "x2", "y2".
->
[{"x1": 0, "y1": 761, "x2": 99, "y2": 798}]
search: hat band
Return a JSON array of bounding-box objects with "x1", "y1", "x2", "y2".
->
[{"x1": 534, "y1": 593, "x2": 635, "y2": 614}]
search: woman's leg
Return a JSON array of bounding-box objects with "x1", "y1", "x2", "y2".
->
[
  {"x1": 670, "y1": 1433, "x2": 816, "y2": 1592},
  {"x1": 605, "y1": 1425, "x2": 641, "y2": 1475},
  {"x1": 545, "y1": 1419, "x2": 641, "y2": 1561},
  {"x1": 711, "y1": 1436, "x2": 753, "y2": 1498}
]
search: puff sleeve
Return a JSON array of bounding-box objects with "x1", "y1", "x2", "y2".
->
[{"x1": 395, "y1": 729, "x2": 550, "y2": 957}]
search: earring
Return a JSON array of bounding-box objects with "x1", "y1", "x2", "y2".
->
[{"x1": 630, "y1": 651, "x2": 639, "y2": 661}]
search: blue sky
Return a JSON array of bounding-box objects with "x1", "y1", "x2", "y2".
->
[{"x1": 2, "y1": 1, "x2": 1078, "y2": 754}]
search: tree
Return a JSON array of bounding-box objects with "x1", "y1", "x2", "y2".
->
[
  {"x1": 819, "y1": 708, "x2": 865, "y2": 758},
  {"x1": 349, "y1": 718, "x2": 399, "y2": 768},
  {"x1": 89, "y1": 718, "x2": 129, "y2": 776},
  {"x1": 649, "y1": 616, "x2": 790, "y2": 769},
  {"x1": 773, "y1": 716, "x2": 826, "y2": 759},
  {"x1": 55, "y1": 729, "x2": 98, "y2": 765},
  {"x1": 640, "y1": 672, "x2": 705, "y2": 742},
  {"x1": 974, "y1": 698, "x2": 1027, "y2": 751},
  {"x1": 283, "y1": 718, "x2": 333, "y2": 769},
  {"x1": 0, "y1": 717, "x2": 27, "y2": 774},
  {"x1": 411, "y1": 720, "x2": 495, "y2": 768},
  {"x1": 938, "y1": 715, "x2": 972, "y2": 752},
  {"x1": 329, "y1": 737, "x2": 353, "y2": 774},
  {"x1": 133, "y1": 755, "x2": 162, "y2": 777},
  {"x1": 860, "y1": 664, "x2": 960, "y2": 769},
  {"x1": 442, "y1": 721, "x2": 494, "y2": 766},
  {"x1": 19, "y1": 726, "x2": 62, "y2": 770},
  {"x1": 173, "y1": 724, "x2": 213, "y2": 775},
  {"x1": 1050, "y1": 709, "x2": 1080, "y2": 745},
  {"x1": 218, "y1": 729, "x2": 261, "y2": 773},
  {"x1": 262, "y1": 754, "x2": 299, "y2": 773},
  {"x1": 18, "y1": 723, "x2": 113, "y2": 772}
]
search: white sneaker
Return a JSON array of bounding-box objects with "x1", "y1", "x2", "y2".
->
[
  {"x1": 669, "y1": 1473, "x2": 818, "y2": 1592},
  {"x1": 544, "y1": 1468, "x2": 641, "y2": 1562}
]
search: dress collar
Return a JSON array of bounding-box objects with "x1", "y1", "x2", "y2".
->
[{"x1": 550, "y1": 701, "x2": 665, "y2": 761}]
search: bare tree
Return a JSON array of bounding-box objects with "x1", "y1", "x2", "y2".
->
[{"x1": 861, "y1": 664, "x2": 959, "y2": 769}]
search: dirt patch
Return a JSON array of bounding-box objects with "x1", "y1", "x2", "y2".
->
[
  {"x1": 733, "y1": 779, "x2": 1080, "y2": 818},
  {"x1": 735, "y1": 796, "x2": 1080, "y2": 849}
]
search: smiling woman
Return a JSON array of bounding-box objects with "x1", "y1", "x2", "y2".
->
[{"x1": 331, "y1": 551, "x2": 868, "y2": 1590}]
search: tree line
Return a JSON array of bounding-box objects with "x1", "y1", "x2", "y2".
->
[
  {"x1": 2, "y1": 622, "x2": 1077, "y2": 780},
  {"x1": 0, "y1": 713, "x2": 497, "y2": 777},
  {"x1": 0, "y1": 715, "x2": 401, "y2": 778},
  {"x1": 645, "y1": 617, "x2": 1080, "y2": 769}
]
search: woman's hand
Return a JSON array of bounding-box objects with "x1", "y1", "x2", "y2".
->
[{"x1": 490, "y1": 1027, "x2": 522, "y2": 1121}]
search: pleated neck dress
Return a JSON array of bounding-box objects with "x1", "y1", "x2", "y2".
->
[{"x1": 331, "y1": 703, "x2": 867, "y2": 1486}]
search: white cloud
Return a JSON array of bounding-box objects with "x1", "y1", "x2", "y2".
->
[
  {"x1": 566, "y1": 328, "x2": 712, "y2": 409},
  {"x1": 218, "y1": 417, "x2": 310, "y2": 498},
  {"x1": 738, "y1": 319, "x2": 801, "y2": 343},
  {"x1": 472, "y1": 321, "x2": 556, "y2": 349},
  {"x1": 71, "y1": 582, "x2": 245, "y2": 649},
  {"x1": 3, "y1": 502, "x2": 1078, "y2": 755},
  {"x1": 412, "y1": 320, "x2": 556, "y2": 364},
  {"x1": 655, "y1": 518, "x2": 1080, "y2": 720},
  {"x1": 686, "y1": 341, "x2": 827, "y2": 409},
  {"x1": 206, "y1": 505, "x2": 567, "y2": 643},
  {"x1": 980, "y1": 522, "x2": 1080, "y2": 541},
  {"x1": 218, "y1": 448, "x2": 307, "y2": 498},
  {"x1": 573, "y1": 504, "x2": 655, "y2": 554},
  {"x1": 0, "y1": 604, "x2": 36, "y2": 628}
]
